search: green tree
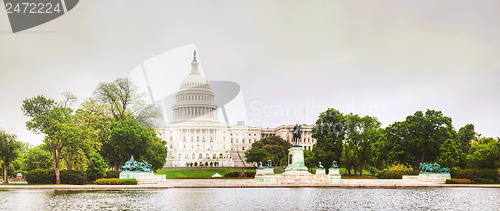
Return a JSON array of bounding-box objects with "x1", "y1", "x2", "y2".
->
[
  {"x1": 244, "y1": 148, "x2": 272, "y2": 165},
  {"x1": 246, "y1": 136, "x2": 291, "y2": 166},
  {"x1": 342, "y1": 142, "x2": 357, "y2": 175},
  {"x1": 311, "y1": 108, "x2": 345, "y2": 169},
  {"x1": 86, "y1": 152, "x2": 109, "y2": 182},
  {"x1": 458, "y1": 124, "x2": 477, "y2": 154},
  {"x1": 466, "y1": 137, "x2": 500, "y2": 169},
  {"x1": 0, "y1": 130, "x2": 22, "y2": 183},
  {"x1": 22, "y1": 94, "x2": 87, "y2": 184},
  {"x1": 91, "y1": 78, "x2": 162, "y2": 128},
  {"x1": 378, "y1": 110, "x2": 456, "y2": 167},
  {"x1": 303, "y1": 149, "x2": 316, "y2": 169},
  {"x1": 22, "y1": 145, "x2": 53, "y2": 171},
  {"x1": 101, "y1": 118, "x2": 167, "y2": 171},
  {"x1": 436, "y1": 139, "x2": 463, "y2": 168},
  {"x1": 344, "y1": 113, "x2": 381, "y2": 176}
]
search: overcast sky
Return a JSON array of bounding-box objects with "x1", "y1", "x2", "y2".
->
[{"x1": 1, "y1": 1, "x2": 499, "y2": 145}]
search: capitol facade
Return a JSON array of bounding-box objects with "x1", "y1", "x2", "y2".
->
[{"x1": 157, "y1": 52, "x2": 316, "y2": 167}]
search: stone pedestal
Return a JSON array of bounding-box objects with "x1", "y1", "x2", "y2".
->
[
  {"x1": 255, "y1": 168, "x2": 277, "y2": 183},
  {"x1": 136, "y1": 174, "x2": 167, "y2": 184},
  {"x1": 256, "y1": 168, "x2": 274, "y2": 176},
  {"x1": 418, "y1": 173, "x2": 451, "y2": 183},
  {"x1": 119, "y1": 171, "x2": 167, "y2": 184},
  {"x1": 282, "y1": 146, "x2": 311, "y2": 176},
  {"x1": 316, "y1": 168, "x2": 326, "y2": 175},
  {"x1": 328, "y1": 168, "x2": 341, "y2": 184},
  {"x1": 119, "y1": 171, "x2": 154, "y2": 179}
]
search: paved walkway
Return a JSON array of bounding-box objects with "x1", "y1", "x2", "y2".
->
[{"x1": 0, "y1": 179, "x2": 498, "y2": 190}]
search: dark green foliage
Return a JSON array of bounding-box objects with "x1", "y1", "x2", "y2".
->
[
  {"x1": 303, "y1": 149, "x2": 315, "y2": 169},
  {"x1": 25, "y1": 169, "x2": 56, "y2": 184},
  {"x1": 245, "y1": 136, "x2": 291, "y2": 166},
  {"x1": 223, "y1": 171, "x2": 256, "y2": 178},
  {"x1": 405, "y1": 169, "x2": 420, "y2": 175},
  {"x1": 104, "y1": 171, "x2": 120, "y2": 178},
  {"x1": 376, "y1": 171, "x2": 403, "y2": 179},
  {"x1": 466, "y1": 137, "x2": 500, "y2": 169},
  {"x1": 25, "y1": 169, "x2": 87, "y2": 184},
  {"x1": 244, "y1": 148, "x2": 271, "y2": 164},
  {"x1": 22, "y1": 145, "x2": 53, "y2": 171},
  {"x1": 60, "y1": 170, "x2": 87, "y2": 185},
  {"x1": 0, "y1": 130, "x2": 22, "y2": 183},
  {"x1": 344, "y1": 113, "x2": 382, "y2": 176},
  {"x1": 446, "y1": 179, "x2": 458, "y2": 184},
  {"x1": 446, "y1": 178, "x2": 472, "y2": 184},
  {"x1": 223, "y1": 171, "x2": 239, "y2": 177},
  {"x1": 101, "y1": 118, "x2": 167, "y2": 171},
  {"x1": 451, "y1": 169, "x2": 498, "y2": 184},
  {"x1": 312, "y1": 108, "x2": 345, "y2": 169},
  {"x1": 375, "y1": 110, "x2": 457, "y2": 167},
  {"x1": 86, "y1": 152, "x2": 109, "y2": 183},
  {"x1": 246, "y1": 171, "x2": 256, "y2": 178},
  {"x1": 458, "y1": 124, "x2": 477, "y2": 153},
  {"x1": 122, "y1": 179, "x2": 138, "y2": 185}
]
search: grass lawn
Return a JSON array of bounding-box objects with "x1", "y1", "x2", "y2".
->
[
  {"x1": 339, "y1": 168, "x2": 373, "y2": 176},
  {"x1": 156, "y1": 168, "x2": 284, "y2": 179}
]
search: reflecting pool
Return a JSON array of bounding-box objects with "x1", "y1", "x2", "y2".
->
[{"x1": 1, "y1": 188, "x2": 498, "y2": 210}]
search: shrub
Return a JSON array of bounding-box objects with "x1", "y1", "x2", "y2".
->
[
  {"x1": 388, "y1": 162, "x2": 413, "y2": 171},
  {"x1": 25, "y1": 169, "x2": 55, "y2": 184},
  {"x1": 451, "y1": 169, "x2": 498, "y2": 184},
  {"x1": 367, "y1": 167, "x2": 378, "y2": 176},
  {"x1": 446, "y1": 179, "x2": 472, "y2": 184},
  {"x1": 446, "y1": 179, "x2": 457, "y2": 184},
  {"x1": 95, "y1": 178, "x2": 123, "y2": 185},
  {"x1": 377, "y1": 171, "x2": 403, "y2": 179},
  {"x1": 246, "y1": 171, "x2": 256, "y2": 178},
  {"x1": 404, "y1": 169, "x2": 420, "y2": 175},
  {"x1": 122, "y1": 179, "x2": 138, "y2": 185},
  {"x1": 224, "y1": 171, "x2": 240, "y2": 178},
  {"x1": 223, "y1": 171, "x2": 256, "y2": 178},
  {"x1": 25, "y1": 169, "x2": 86, "y2": 185},
  {"x1": 104, "y1": 171, "x2": 120, "y2": 178},
  {"x1": 455, "y1": 179, "x2": 472, "y2": 184},
  {"x1": 60, "y1": 170, "x2": 87, "y2": 185}
]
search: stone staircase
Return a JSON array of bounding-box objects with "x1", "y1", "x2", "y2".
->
[{"x1": 229, "y1": 151, "x2": 249, "y2": 167}]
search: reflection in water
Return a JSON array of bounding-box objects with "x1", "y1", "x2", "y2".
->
[{"x1": 1, "y1": 188, "x2": 499, "y2": 210}]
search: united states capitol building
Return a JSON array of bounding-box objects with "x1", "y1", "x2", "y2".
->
[{"x1": 156, "y1": 52, "x2": 316, "y2": 167}]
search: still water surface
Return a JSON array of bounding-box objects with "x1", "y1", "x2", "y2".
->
[{"x1": 1, "y1": 188, "x2": 498, "y2": 210}]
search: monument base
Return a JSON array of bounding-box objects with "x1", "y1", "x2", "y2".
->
[
  {"x1": 136, "y1": 174, "x2": 167, "y2": 184},
  {"x1": 119, "y1": 171, "x2": 154, "y2": 179},
  {"x1": 119, "y1": 171, "x2": 167, "y2": 184},
  {"x1": 316, "y1": 168, "x2": 326, "y2": 175},
  {"x1": 283, "y1": 146, "x2": 311, "y2": 176},
  {"x1": 328, "y1": 168, "x2": 342, "y2": 184},
  {"x1": 256, "y1": 168, "x2": 274, "y2": 176},
  {"x1": 418, "y1": 173, "x2": 451, "y2": 183}
]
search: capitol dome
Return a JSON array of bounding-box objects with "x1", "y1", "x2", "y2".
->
[
  {"x1": 179, "y1": 70, "x2": 210, "y2": 89},
  {"x1": 171, "y1": 51, "x2": 219, "y2": 123}
]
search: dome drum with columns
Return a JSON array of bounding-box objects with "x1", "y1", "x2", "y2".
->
[{"x1": 172, "y1": 51, "x2": 218, "y2": 123}]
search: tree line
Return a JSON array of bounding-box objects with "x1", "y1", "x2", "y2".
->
[
  {"x1": 246, "y1": 108, "x2": 499, "y2": 176},
  {"x1": 0, "y1": 78, "x2": 167, "y2": 184}
]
